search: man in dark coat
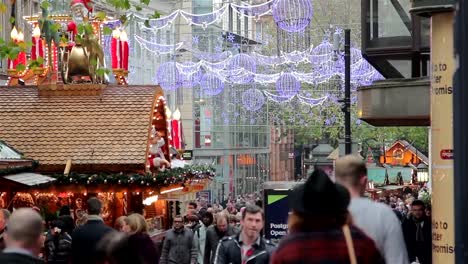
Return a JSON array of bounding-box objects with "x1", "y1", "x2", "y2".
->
[
  {"x1": 160, "y1": 215, "x2": 197, "y2": 264},
  {"x1": 71, "y1": 197, "x2": 113, "y2": 264},
  {"x1": 214, "y1": 205, "x2": 274, "y2": 264},
  {"x1": 0, "y1": 208, "x2": 45, "y2": 264},
  {"x1": 402, "y1": 200, "x2": 432, "y2": 264},
  {"x1": 204, "y1": 212, "x2": 238, "y2": 264},
  {"x1": 0, "y1": 208, "x2": 11, "y2": 251}
]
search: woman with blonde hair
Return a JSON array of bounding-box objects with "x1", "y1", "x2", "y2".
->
[
  {"x1": 122, "y1": 213, "x2": 160, "y2": 263},
  {"x1": 114, "y1": 216, "x2": 127, "y2": 232}
]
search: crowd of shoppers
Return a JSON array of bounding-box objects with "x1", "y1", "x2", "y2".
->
[{"x1": 0, "y1": 154, "x2": 434, "y2": 264}]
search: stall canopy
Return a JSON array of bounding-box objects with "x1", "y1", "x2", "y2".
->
[
  {"x1": 1, "y1": 173, "x2": 56, "y2": 191},
  {"x1": 368, "y1": 168, "x2": 387, "y2": 185}
]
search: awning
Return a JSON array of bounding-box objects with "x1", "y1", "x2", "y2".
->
[
  {"x1": 3, "y1": 173, "x2": 56, "y2": 187},
  {"x1": 368, "y1": 168, "x2": 386, "y2": 185}
]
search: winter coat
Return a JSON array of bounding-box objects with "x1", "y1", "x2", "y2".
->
[
  {"x1": 213, "y1": 233, "x2": 275, "y2": 264},
  {"x1": 402, "y1": 217, "x2": 432, "y2": 264},
  {"x1": 127, "y1": 232, "x2": 160, "y2": 264},
  {"x1": 160, "y1": 227, "x2": 197, "y2": 264},
  {"x1": 45, "y1": 231, "x2": 72, "y2": 264},
  {"x1": 0, "y1": 252, "x2": 45, "y2": 264},
  {"x1": 71, "y1": 217, "x2": 113, "y2": 264},
  {"x1": 203, "y1": 225, "x2": 238, "y2": 264}
]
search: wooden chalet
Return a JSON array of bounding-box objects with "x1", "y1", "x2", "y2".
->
[{"x1": 0, "y1": 84, "x2": 176, "y2": 229}]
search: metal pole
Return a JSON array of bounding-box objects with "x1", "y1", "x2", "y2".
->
[
  {"x1": 344, "y1": 29, "x2": 352, "y2": 155},
  {"x1": 454, "y1": 1, "x2": 468, "y2": 262}
]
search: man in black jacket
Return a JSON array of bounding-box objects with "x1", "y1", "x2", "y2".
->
[
  {"x1": 402, "y1": 200, "x2": 432, "y2": 264},
  {"x1": 204, "y1": 212, "x2": 238, "y2": 264},
  {"x1": 214, "y1": 205, "x2": 275, "y2": 264},
  {"x1": 71, "y1": 197, "x2": 113, "y2": 264},
  {"x1": 0, "y1": 208, "x2": 44, "y2": 264}
]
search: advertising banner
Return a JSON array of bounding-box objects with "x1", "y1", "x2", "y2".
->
[
  {"x1": 431, "y1": 12, "x2": 455, "y2": 263},
  {"x1": 263, "y1": 189, "x2": 290, "y2": 240}
]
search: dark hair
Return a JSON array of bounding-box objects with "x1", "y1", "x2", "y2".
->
[
  {"x1": 189, "y1": 202, "x2": 197, "y2": 209},
  {"x1": 411, "y1": 200, "x2": 426, "y2": 209},
  {"x1": 87, "y1": 197, "x2": 102, "y2": 215},
  {"x1": 59, "y1": 206, "x2": 71, "y2": 216},
  {"x1": 203, "y1": 211, "x2": 213, "y2": 219},
  {"x1": 58, "y1": 215, "x2": 75, "y2": 233},
  {"x1": 242, "y1": 205, "x2": 264, "y2": 220}
]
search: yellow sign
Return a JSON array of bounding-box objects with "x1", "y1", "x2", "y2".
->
[{"x1": 431, "y1": 12, "x2": 455, "y2": 263}]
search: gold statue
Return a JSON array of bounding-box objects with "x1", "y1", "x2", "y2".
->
[{"x1": 60, "y1": 0, "x2": 106, "y2": 84}]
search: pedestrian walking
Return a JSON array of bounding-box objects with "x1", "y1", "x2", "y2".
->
[
  {"x1": 402, "y1": 200, "x2": 432, "y2": 264},
  {"x1": 204, "y1": 213, "x2": 238, "y2": 264},
  {"x1": 270, "y1": 169, "x2": 384, "y2": 264},
  {"x1": 160, "y1": 215, "x2": 197, "y2": 264},
  {"x1": 193, "y1": 211, "x2": 214, "y2": 264},
  {"x1": 0, "y1": 208, "x2": 45, "y2": 263},
  {"x1": 71, "y1": 197, "x2": 113, "y2": 264},
  {"x1": 214, "y1": 205, "x2": 274, "y2": 264},
  {"x1": 121, "y1": 213, "x2": 160, "y2": 264},
  {"x1": 45, "y1": 218, "x2": 73, "y2": 264},
  {"x1": 335, "y1": 155, "x2": 409, "y2": 264}
]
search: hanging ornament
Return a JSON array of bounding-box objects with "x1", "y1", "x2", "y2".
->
[
  {"x1": 276, "y1": 73, "x2": 301, "y2": 98},
  {"x1": 156, "y1": 62, "x2": 181, "y2": 91},
  {"x1": 200, "y1": 72, "x2": 224, "y2": 96},
  {"x1": 242, "y1": 89, "x2": 266, "y2": 111},
  {"x1": 272, "y1": 0, "x2": 313, "y2": 32},
  {"x1": 227, "y1": 54, "x2": 256, "y2": 84}
]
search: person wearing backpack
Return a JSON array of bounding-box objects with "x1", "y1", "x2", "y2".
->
[{"x1": 193, "y1": 212, "x2": 213, "y2": 264}]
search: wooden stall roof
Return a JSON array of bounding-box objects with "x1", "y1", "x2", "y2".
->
[
  {"x1": 0, "y1": 85, "x2": 163, "y2": 172},
  {"x1": 3, "y1": 173, "x2": 56, "y2": 186}
]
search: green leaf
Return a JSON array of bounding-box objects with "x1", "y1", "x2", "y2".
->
[
  {"x1": 77, "y1": 24, "x2": 85, "y2": 35},
  {"x1": 140, "y1": 0, "x2": 150, "y2": 5},
  {"x1": 0, "y1": 3, "x2": 7, "y2": 13},
  {"x1": 16, "y1": 63, "x2": 26, "y2": 72},
  {"x1": 90, "y1": 57, "x2": 97, "y2": 66},
  {"x1": 144, "y1": 20, "x2": 150, "y2": 28},
  {"x1": 37, "y1": 56, "x2": 44, "y2": 64},
  {"x1": 40, "y1": 1, "x2": 50, "y2": 10},
  {"x1": 119, "y1": 15, "x2": 128, "y2": 25},
  {"x1": 134, "y1": 4, "x2": 142, "y2": 11},
  {"x1": 9, "y1": 17, "x2": 15, "y2": 24},
  {"x1": 60, "y1": 36, "x2": 68, "y2": 43},
  {"x1": 95, "y1": 11, "x2": 107, "y2": 21},
  {"x1": 51, "y1": 23, "x2": 61, "y2": 32},
  {"x1": 102, "y1": 26, "x2": 112, "y2": 35},
  {"x1": 150, "y1": 11, "x2": 161, "y2": 19},
  {"x1": 84, "y1": 24, "x2": 94, "y2": 35}
]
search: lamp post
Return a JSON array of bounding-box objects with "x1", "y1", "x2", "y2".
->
[{"x1": 335, "y1": 29, "x2": 352, "y2": 155}]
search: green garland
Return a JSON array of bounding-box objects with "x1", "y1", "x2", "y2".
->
[{"x1": 51, "y1": 165, "x2": 215, "y2": 188}]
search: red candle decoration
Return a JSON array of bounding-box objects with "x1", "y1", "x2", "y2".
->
[
  {"x1": 111, "y1": 29, "x2": 120, "y2": 69},
  {"x1": 171, "y1": 108, "x2": 183, "y2": 149},
  {"x1": 120, "y1": 30, "x2": 129, "y2": 70},
  {"x1": 31, "y1": 25, "x2": 44, "y2": 66},
  {"x1": 16, "y1": 31, "x2": 27, "y2": 69}
]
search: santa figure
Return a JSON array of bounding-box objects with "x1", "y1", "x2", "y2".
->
[
  {"x1": 67, "y1": 0, "x2": 93, "y2": 44},
  {"x1": 148, "y1": 128, "x2": 171, "y2": 171}
]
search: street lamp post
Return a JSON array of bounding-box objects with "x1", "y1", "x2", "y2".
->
[{"x1": 344, "y1": 29, "x2": 352, "y2": 155}]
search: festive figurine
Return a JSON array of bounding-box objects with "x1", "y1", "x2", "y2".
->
[{"x1": 148, "y1": 128, "x2": 171, "y2": 172}]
